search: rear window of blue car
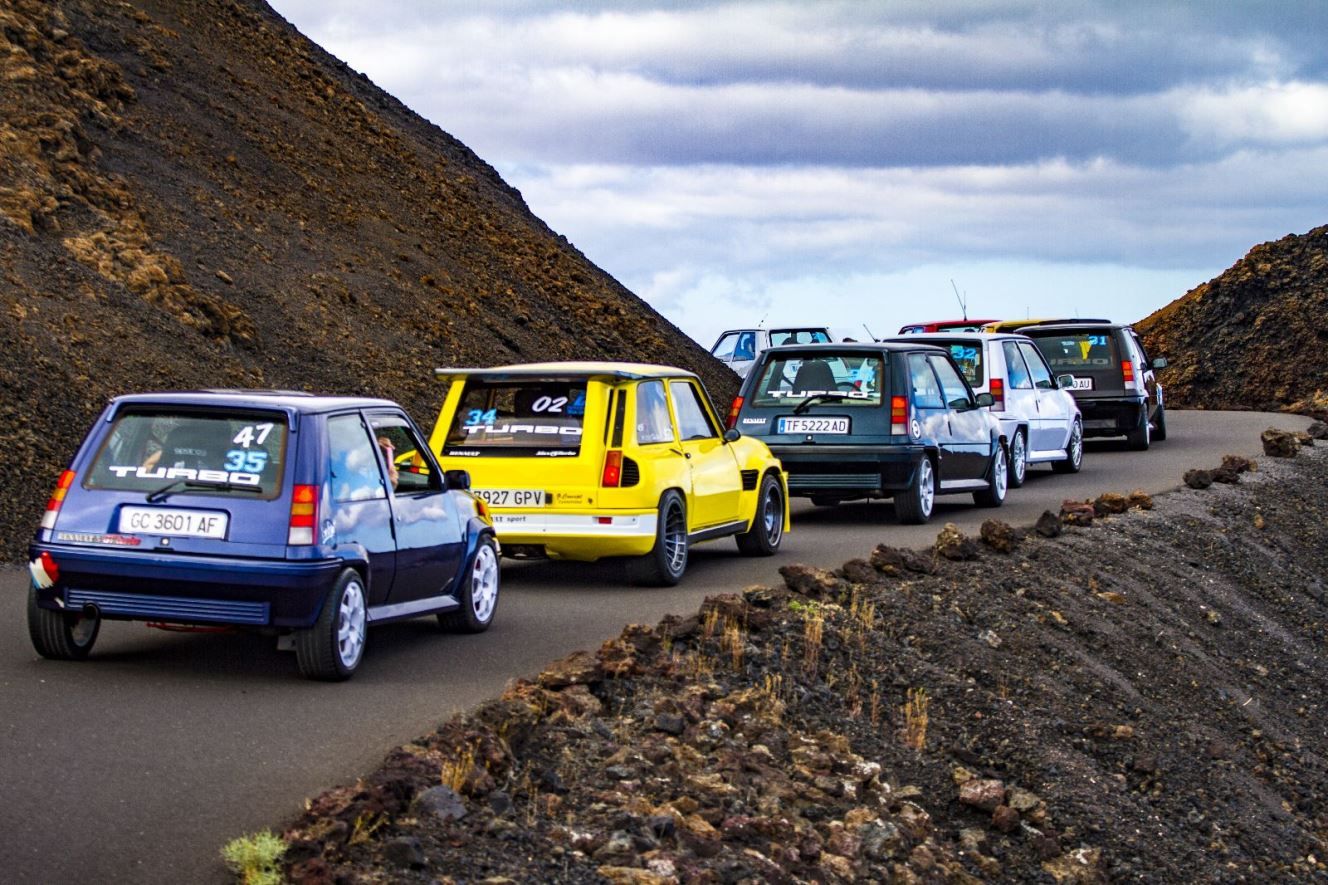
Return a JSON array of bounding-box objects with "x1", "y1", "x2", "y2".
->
[
  {"x1": 751, "y1": 353, "x2": 885, "y2": 407},
  {"x1": 82, "y1": 409, "x2": 288, "y2": 500},
  {"x1": 443, "y1": 381, "x2": 589, "y2": 456}
]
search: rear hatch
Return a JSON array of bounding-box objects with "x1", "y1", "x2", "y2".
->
[
  {"x1": 739, "y1": 349, "x2": 893, "y2": 443},
  {"x1": 436, "y1": 378, "x2": 609, "y2": 510},
  {"x1": 49, "y1": 406, "x2": 295, "y2": 559},
  {"x1": 914, "y1": 339, "x2": 986, "y2": 392},
  {"x1": 1022, "y1": 328, "x2": 1126, "y2": 397}
]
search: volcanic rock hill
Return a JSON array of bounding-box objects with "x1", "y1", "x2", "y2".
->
[
  {"x1": 0, "y1": 0, "x2": 731, "y2": 561},
  {"x1": 1137, "y1": 224, "x2": 1328, "y2": 417}
]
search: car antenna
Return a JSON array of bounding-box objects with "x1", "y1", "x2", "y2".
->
[
  {"x1": 757, "y1": 311, "x2": 768, "y2": 330},
  {"x1": 951, "y1": 279, "x2": 967, "y2": 321},
  {"x1": 862, "y1": 323, "x2": 878, "y2": 341}
]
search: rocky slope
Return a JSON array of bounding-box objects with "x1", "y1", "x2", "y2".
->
[
  {"x1": 269, "y1": 434, "x2": 1328, "y2": 883},
  {"x1": 0, "y1": 0, "x2": 731, "y2": 561},
  {"x1": 1137, "y1": 225, "x2": 1328, "y2": 417}
]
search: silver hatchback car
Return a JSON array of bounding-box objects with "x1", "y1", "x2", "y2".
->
[{"x1": 882, "y1": 332, "x2": 1083, "y2": 486}]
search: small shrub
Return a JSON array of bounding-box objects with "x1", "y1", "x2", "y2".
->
[
  {"x1": 901, "y1": 687, "x2": 930, "y2": 750},
  {"x1": 220, "y1": 830, "x2": 285, "y2": 885}
]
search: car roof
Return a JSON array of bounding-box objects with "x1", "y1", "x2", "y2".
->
[
  {"x1": 1016, "y1": 322, "x2": 1125, "y2": 334},
  {"x1": 882, "y1": 331, "x2": 1025, "y2": 343},
  {"x1": 107, "y1": 390, "x2": 399, "y2": 414},
  {"x1": 434, "y1": 361, "x2": 698, "y2": 382},
  {"x1": 761, "y1": 342, "x2": 944, "y2": 355}
]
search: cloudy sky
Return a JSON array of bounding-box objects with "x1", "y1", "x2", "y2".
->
[{"x1": 268, "y1": 0, "x2": 1328, "y2": 347}]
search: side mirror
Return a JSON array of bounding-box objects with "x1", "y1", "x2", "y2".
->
[
  {"x1": 1152, "y1": 357, "x2": 1168, "y2": 369},
  {"x1": 973, "y1": 392, "x2": 995, "y2": 407},
  {"x1": 1057, "y1": 374, "x2": 1076, "y2": 389},
  {"x1": 444, "y1": 469, "x2": 471, "y2": 491},
  {"x1": 723, "y1": 428, "x2": 742, "y2": 443}
]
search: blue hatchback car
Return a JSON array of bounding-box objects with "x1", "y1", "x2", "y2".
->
[{"x1": 28, "y1": 390, "x2": 499, "y2": 680}]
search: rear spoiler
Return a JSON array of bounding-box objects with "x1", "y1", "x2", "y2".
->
[{"x1": 433, "y1": 367, "x2": 698, "y2": 383}]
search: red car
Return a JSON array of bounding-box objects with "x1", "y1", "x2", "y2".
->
[{"x1": 896, "y1": 319, "x2": 998, "y2": 335}]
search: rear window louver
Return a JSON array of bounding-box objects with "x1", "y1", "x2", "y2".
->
[
  {"x1": 621, "y1": 457, "x2": 640, "y2": 487},
  {"x1": 741, "y1": 469, "x2": 759, "y2": 491}
]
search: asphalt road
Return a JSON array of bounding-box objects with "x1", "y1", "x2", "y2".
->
[{"x1": 0, "y1": 410, "x2": 1313, "y2": 884}]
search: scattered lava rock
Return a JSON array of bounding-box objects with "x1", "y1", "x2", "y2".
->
[
  {"x1": 1060, "y1": 500, "x2": 1096, "y2": 526},
  {"x1": 272, "y1": 446, "x2": 1328, "y2": 883},
  {"x1": 1308, "y1": 421, "x2": 1328, "y2": 440},
  {"x1": 934, "y1": 522, "x2": 980, "y2": 561},
  {"x1": 1262, "y1": 427, "x2": 1302, "y2": 458},
  {"x1": 979, "y1": 519, "x2": 1020, "y2": 553},
  {"x1": 1184, "y1": 468, "x2": 1215, "y2": 490},
  {"x1": 1035, "y1": 510, "x2": 1065, "y2": 537},
  {"x1": 1092, "y1": 492, "x2": 1130, "y2": 516}
]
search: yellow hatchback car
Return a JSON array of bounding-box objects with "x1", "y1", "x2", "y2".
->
[{"x1": 427, "y1": 362, "x2": 789, "y2": 585}]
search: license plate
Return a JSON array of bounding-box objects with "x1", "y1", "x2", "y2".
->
[
  {"x1": 120, "y1": 506, "x2": 229, "y2": 539},
  {"x1": 1072, "y1": 377, "x2": 1094, "y2": 390},
  {"x1": 777, "y1": 416, "x2": 850, "y2": 435},
  {"x1": 473, "y1": 488, "x2": 546, "y2": 507}
]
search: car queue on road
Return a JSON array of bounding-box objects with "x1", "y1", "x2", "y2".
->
[{"x1": 26, "y1": 319, "x2": 1165, "y2": 679}]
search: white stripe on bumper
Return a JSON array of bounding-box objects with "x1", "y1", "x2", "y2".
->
[{"x1": 491, "y1": 513, "x2": 658, "y2": 537}]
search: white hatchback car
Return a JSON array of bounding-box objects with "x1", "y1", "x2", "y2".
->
[
  {"x1": 882, "y1": 332, "x2": 1083, "y2": 486},
  {"x1": 710, "y1": 327, "x2": 835, "y2": 378}
]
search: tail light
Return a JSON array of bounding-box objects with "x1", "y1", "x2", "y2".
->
[
  {"x1": 40, "y1": 469, "x2": 76, "y2": 530},
  {"x1": 1121, "y1": 360, "x2": 1135, "y2": 384},
  {"x1": 726, "y1": 396, "x2": 743, "y2": 429},
  {"x1": 989, "y1": 378, "x2": 1005, "y2": 411},
  {"x1": 890, "y1": 396, "x2": 909, "y2": 435},
  {"x1": 602, "y1": 450, "x2": 623, "y2": 487},
  {"x1": 288, "y1": 484, "x2": 318, "y2": 546}
]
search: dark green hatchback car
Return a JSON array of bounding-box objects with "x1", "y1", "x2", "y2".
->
[{"x1": 725, "y1": 342, "x2": 1010, "y2": 523}]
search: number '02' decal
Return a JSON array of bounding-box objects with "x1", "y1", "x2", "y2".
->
[{"x1": 531, "y1": 396, "x2": 567, "y2": 413}]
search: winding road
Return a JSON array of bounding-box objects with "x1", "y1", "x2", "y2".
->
[{"x1": 0, "y1": 410, "x2": 1313, "y2": 884}]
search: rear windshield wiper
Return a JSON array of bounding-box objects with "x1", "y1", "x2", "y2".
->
[
  {"x1": 792, "y1": 393, "x2": 846, "y2": 415},
  {"x1": 146, "y1": 479, "x2": 264, "y2": 504}
]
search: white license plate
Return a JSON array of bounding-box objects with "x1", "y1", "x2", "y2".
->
[
  {"x1": 473, "y1": 488, "x2": 546, "y2": 507},
  {"x1": 120, "y1": 506, "x2": 229, "y2": 539},
  {"x1": 1072, "y1": 377, "x2": 1094, "y2": 390},
  {"x1": 777, "y1": 416, "x2": 850, "y2": 434}
]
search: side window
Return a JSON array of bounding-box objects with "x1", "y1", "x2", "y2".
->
[
  {"x1": 1129, "y1": 331, "x2": 1150, "y2": 366},
  {"x1": 711, "y1": 333, "x2": 739, "y2": 361},
  {"x1": 635, "y1": 381, "x2": 675, "y2": 445},
  {"x1": 369, "y1": 415, "x2": 441, "y2": 494},
  {"x1": 670, "y1": 381, "x2": 720, "y2": 441},
  {"x1": 1001, "y1": 341, "x2": 1033, "y2": 389},
  {"x1": 327, "y1": 414, "x2": 387, "y2": 503},
  {"x1": 733, "y1": 331, "x2": 757, "y2": 361},
  {"x1": 929, "y1": 355, "x2": 973, "y2": 409},
  {"x1": 1018, "y1": 342, "x2": 1056, "y2": 390},
  {"x1": 906, "y1": 354, "x2": 945, "y2": 409}
]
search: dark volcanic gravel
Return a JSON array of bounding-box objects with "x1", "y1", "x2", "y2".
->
[{"x1": 275, "y1": 441, "x2": 1328, "y2": 883}]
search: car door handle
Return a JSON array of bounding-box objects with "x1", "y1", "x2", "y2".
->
[{"x1": 670, "y1": 448, "x2": 689, "y2": 459}]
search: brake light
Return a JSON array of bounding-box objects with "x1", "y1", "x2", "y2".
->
[
  {"x1": 989, "y1": 378, "x2": 1005, "y2": 412},
  {"x1": 726, "y1": 396, "x2": 743, "y2": 429},
  {"x1": 40, "y1": 470, "x2": 76, "y2": 530},
  {"x1": 288, "y1": 484, "x2": 318, "y2": 546},
  {"x1": 602, "y1": 450, "x2": 623, "y2": 487},
  {"x1": 1121, "y1": 360, "x2": 1135, "y2": 384},
  {"x1": 890, "y1": 396, "x2": 908, "y2": 435}
]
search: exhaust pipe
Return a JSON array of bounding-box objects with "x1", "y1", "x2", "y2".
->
[{"x1": 81, "y1": 602, "x2": 101, "y2": 621}]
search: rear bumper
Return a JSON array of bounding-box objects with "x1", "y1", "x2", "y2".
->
[
  {"x1": 489, "y1": 510, "x2": 659, "y2": 561},
  {"x1": 1075, "y1": 397, "x2": 1146, "y2": 437},
  {"x1": 768, "y1": 445, "x2": 923, "y2": 497},
  {"x1": 28, "y1": 543, "x2": 343, "y2": 629}
]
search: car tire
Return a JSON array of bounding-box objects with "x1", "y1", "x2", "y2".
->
[
  {"x1": 28, "y1": 587, "x2": 99, "y2": 661},
  {"x1": 736, "y1": 473, "x2": 784, "y2": 557},
  {"x1": 894, "y1": 456, "x2": 935, "y2": 525},
  {"x1": 1052, "y1": 419, "x2": 1084, "y2": 474},
  {"x1": 1008, "y1": 428, "x2": 1028, "y2": 488},
  {"x1": 628, "y1": 490, "x2": 689, "y2": 586},
  {"x1": 974, "y1": 442, "x2": 1008, "y2": 507},
  {"x1": 1126, "y1": 406, "x2": 1151, "y2": 450},
  {"x1": 296, "y1": 568, "x2": 367, "y2": 681},
  {"x1": 439, "y1": 535, "x2": 500, "y2": 633},
  {"x1": 1152, "y1": 402, "x2": 1167, "y2": 442}
]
